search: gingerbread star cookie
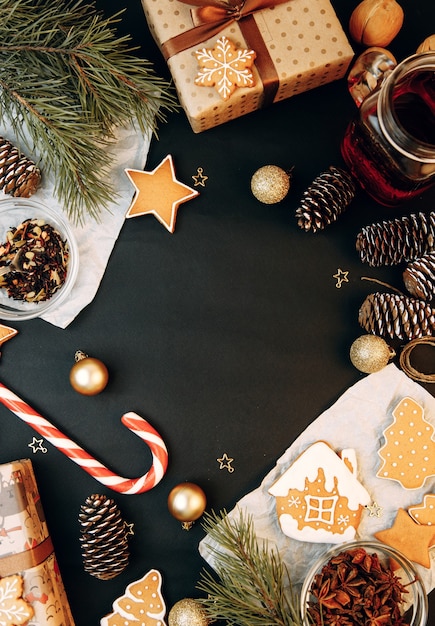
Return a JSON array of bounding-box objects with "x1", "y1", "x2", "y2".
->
[
  {"x1": 375, "y1": 508, "x2": 435, "y2": 568},
  {"x1": 195, "y1": 36, "x2": 256, "y2": 100},
  {"x1": 100, "y1": 569, "x2": 166, "y2": 626},
  {"x1": 377, "y1": 397, "x2": 435, "y2": 489},
  {"x1": 0, "y1": 323, "x2": 17, "y2": 347},
  {"x1": 0, "y1": 574, "x2": 34, "y2": 626},
  {"x1": 409, "y1": 494, "x2": 435, "y2": 526},
  {"x1": 125, "y1": 155, "x2": 199, "y2": 233}
]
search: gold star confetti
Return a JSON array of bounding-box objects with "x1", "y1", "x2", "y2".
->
[
  {"x1": 217, "y1": 453, "x2": 235, "y2": 473},
  {"x1": 333, "y1": 268, "x2": 349, "y2": 288},
  {"x1": 28, "y1": 437, "x2": 47, "y2": 454},
  {"x1": 124, "y1": 521, "x2": 135, "y2": 536},
  {"x1": 192, "y1": 167, "x2": 208, "y2": 187},
  {"x1": 366, "y1": 501, "x2": 383, "y2": 518}
]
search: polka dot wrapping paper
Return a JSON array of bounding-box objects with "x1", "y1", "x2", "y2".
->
[
  {"x1": 141, "y1": 0, "x2": 354, "y2": 133},
  {"x1": 200, "y1": 364, "x2": 435, "y2": 594}
]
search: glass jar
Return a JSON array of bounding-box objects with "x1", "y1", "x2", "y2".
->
[
  {"x1": 300, "y1": 540, "x2": 428, "y2": 626},
  {"x1": 341, "y1": 52, "x2": 435, "y2": 206},
  {"x1": 0, "y1": 198, "x2": 79, "y2": 321}
]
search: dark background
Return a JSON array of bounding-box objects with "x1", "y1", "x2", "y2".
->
[{"x1": 1, "y1": 0, "x2": 434, "y2": 624}]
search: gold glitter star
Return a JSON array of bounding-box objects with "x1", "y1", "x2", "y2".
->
[
  {"x1": 192, "y1": 167, "x2": 208, "y2": 187},
  {"x1": 217, "y1": 453, "x2": 235, "y2": 473},
  {"x1": 333, "y1": 268, "x2": 349, "y2": 288},
  {"x1": 366, "y1": 501, "x2": 383, "y2": 518},
  {"x1": 124, "y1": 521, "x2": 135, "y2": 536}
]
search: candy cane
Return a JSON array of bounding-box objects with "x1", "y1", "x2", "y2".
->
[{"x1": 0, "y1": 382, "x2": 168, "y2": 495}]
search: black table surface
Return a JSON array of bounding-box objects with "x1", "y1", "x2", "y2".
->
[{"x1": 1, "y1": 1, "x2": 435, "y2": 624}]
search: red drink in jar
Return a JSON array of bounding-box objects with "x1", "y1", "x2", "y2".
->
[{"x1": 342, "y1": 53, "x2": 435, "y2": 206}]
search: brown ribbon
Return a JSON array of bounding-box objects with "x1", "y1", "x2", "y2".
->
[
  {"x1": 0, "y1": 535, "x2": 54, "y2": 577},
  {"x1": 161, "y1": 0, "x2": 290, "y2": 107}
]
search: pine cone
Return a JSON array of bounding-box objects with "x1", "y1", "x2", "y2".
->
[
  {"x1": 295, "y1": 166, "x2": 356, "y2": 233},
  {"x1": 356, "y1": 212, "x2": 435, "y2": 267},
  {"x1": 359, "y1": 292, "x2": 435, "y2": 340},
  {"x1": 403, "y1": 252, "x2": 435, "y2": 301},
  {"x1": 0, "y1": 136, "x2": 41, "y2": 198},
  {"x1": 79, "y1": 493, "x2": 129, "y2": 580}
]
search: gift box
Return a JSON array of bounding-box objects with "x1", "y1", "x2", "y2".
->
[
  {"x1": 141, "y1": 0, "x2": 354, "y2": 132},
  {"x1": 0, "y1": 459, "x2": 75, "y2": 625}
]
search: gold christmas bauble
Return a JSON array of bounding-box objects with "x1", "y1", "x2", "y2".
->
[
  {"x1": 250, "y1": 165, "x2": 291, "y2": 204},
  {"x1": 167, "y1": 482, "x2": 207, "y2": 523},
  {"x1": 69, "y1": 351, "x2": 109, "y2": 395},
  {"x1": 168, "y1": 599, "x2": 209, "y2": 626},
  {"x1": 350, "y1": 335, "x2": 395, "y2": 373}
]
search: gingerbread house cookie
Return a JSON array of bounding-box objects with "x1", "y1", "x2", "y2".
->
[{"x1": 268, "y1": 441, "x2": 371, "y2": 543}]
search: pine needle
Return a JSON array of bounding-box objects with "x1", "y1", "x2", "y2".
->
[
  {"x1": 0, "y1": 0, "x2": 178, "y2": 224},
  {"x1": 197, "y1": 510, "x2": 303, "y2": 626}
]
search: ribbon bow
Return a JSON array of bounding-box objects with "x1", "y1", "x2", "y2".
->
[
  {"x1": 161, "y1": 0, "x2": 290, "y2": 106},
  {"x1": 162, "y1": 0, "x2": 289, "y2": 60}
]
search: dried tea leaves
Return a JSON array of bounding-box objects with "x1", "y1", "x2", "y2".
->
[{"x1": 0, "y1": 218, "x2": 69, "y2": 302}]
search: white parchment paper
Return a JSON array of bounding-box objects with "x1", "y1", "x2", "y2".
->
[{"x1": 200, "y1": 364, "x2": 435, "y2": 594}]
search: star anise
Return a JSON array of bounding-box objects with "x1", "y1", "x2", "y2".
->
[{"x1": 307, "y1": 547, "x2": 414, "y2": 626}]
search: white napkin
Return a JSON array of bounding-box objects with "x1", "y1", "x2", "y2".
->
[
  {"x1": 1, "y1": 122, "x2": 152, "y2": 328},
  {"x1": 199, "y1": 364, "x2": 435, "y2": 594}
]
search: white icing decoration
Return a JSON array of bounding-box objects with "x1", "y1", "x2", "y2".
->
[
  {"x1": 277, "y1": 514, "x2": 357, "y2": 544},
  {"x1": 268, "y1": 441, "x2": 371, "y2": 510}
]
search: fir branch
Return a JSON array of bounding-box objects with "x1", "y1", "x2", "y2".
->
[
  {"x1": 197, "y1": 510, "x2": 303, "y2": 626},
  {"x1": 0, "y1": 0, "x2": 178, "y2": 224}
]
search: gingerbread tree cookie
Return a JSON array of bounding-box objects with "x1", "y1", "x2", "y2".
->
[
  {"x1": 0, "y1": 574, "x2": 34, "y2": 626},
  {"x1": 195, "y1": 36, "x2": 256, "y2": 100},
  {"x1": 100, "y1": 569, "x2": 166, "y2": 626},
  {"x1": 377, "y1": 397, "x2": 435, "y2": 489}
]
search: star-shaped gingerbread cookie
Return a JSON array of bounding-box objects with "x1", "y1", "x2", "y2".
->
[
  {"x1": 0, "y1": 324, "x2": 18, "y2": 347},
  {"x1": 125, "y1": 155, "x2": 199, "y2": 233},
  {"x1": 375, "y1": 508, "x2": 435, "y2": 568}
]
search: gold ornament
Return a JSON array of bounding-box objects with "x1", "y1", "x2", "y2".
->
[
  {"x1": 250, "y1": 165, "x2": 292, "y2": 204},
  {"x1": 69, "y1": 350, "x2": 109, "y2": 395},
  {"x1": 350, "y1": 335, "x2": 395, "y2": 373},
  {"x1": 168, "y1": 599, "x2": 209, "y2": 626},
  {"x1": 167, "y1": 482, "x2": 207, "y2": 529}
]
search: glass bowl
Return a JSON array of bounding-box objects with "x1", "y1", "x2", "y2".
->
[
  {"x1": 0, "y1": 198, "x2": 79, "y2": 321},
  {"x1": 300, "y1": 540, "x2": 428, "y2": 626}
]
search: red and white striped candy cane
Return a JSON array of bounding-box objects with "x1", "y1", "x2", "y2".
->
[{"x1": 0, "y1": 382, "x2": 168, "y2": 495}]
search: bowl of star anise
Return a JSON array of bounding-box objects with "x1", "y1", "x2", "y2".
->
[{"x1": 300, "y1": 540, "x2": 428, "y2": 626}]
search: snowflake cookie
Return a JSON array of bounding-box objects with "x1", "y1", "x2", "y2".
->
[
  {"x1": 194, "y1": 36, "x2": 256, "y2": 100},
  {"x1": 0, "y1": 574, "x2": 34, "y2": 626}
]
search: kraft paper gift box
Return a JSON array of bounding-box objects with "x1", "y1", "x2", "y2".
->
[
  {"x1": 141, "y1": 0, "x2": 354, "y2": 133},
  {"x1": 0, "y1": 459, "x2": 75, "y2": 625}
]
